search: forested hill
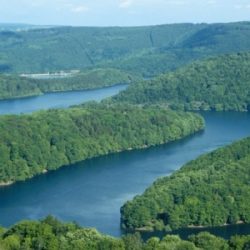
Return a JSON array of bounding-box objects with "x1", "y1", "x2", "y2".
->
[
  {"x1": 0, "y1": 23, "x2": 204, "y2": 73},
  {"x1": 1, "y1": 22, "x2": 250, "y2": 75},
  {"x1": 121, "y1": 137, "x2": 250, "y2": 232},
  {"x1": 0, "y1": 104, "x2": 204, "y2": 184},
  {"x1": 114, "y1": 52, "x2": 250, "y2": 111},
  {"x1": 1, "y1": 216, "x2": 249, "y2": 250},
  {"x1": 0, "y1": 68, "x2": 132, "y2": 100}
]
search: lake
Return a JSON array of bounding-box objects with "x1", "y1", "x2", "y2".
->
[
  {"x1": 0, "y1": 111, "x2": 250, "y2": 239},
  {"x1": 0, "y1": 84, "x2": 127, "y2": 114}
]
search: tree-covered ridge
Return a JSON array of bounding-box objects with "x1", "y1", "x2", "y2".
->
[
  {"x1": 0, "y1": 68, "x2": 132, "y2": 100},
  {"x1": 0, "y1": 23, "x2": 205, "y2": 73},
  {"x1": 114, "y1": 52, "x2": 250, "y2": 111},
  {"x1": 103, "y1": 47, "x2": 208, "y2": 78},
  {"x1": 105, "y1": 22, "x2": 250, "y2": 78},
  {"x1": 1, "y1": 22, "x2": 250, "y2": 75},
  {"x1": 0, "y1": 104, "x2": 204, "y2": 184},
  {"x1": 121, "y1": 137, "x2": 250, "y2": 232},
  {"x1": 0, "y1": 216, "x2": 249, "y2": 250}
]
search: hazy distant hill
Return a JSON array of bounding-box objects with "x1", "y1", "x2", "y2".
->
[
  {"x1": 1, "y1": 22, "x2": 250, "y2": 74},
  {"x1": 0, "y1": 23, "x2": 54, "y2": 31}
]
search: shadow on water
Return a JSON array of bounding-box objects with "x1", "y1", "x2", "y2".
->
[{"x1": 141, "y1": 223, "x2": 250, "y2": 241}]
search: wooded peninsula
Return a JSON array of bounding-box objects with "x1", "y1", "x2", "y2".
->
[
  {"x1": 121, "y1": 137, "x2": 250, "y2": 232},
  {"x1": 0, "y1": 104, "x2": 204, "y2": 184}
]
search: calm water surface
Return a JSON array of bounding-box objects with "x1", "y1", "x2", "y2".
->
[
  {"x1": 0, "y1": 112, "x2": 250, "y2": 239},
  {"x1": 0, "y1": 84, "x2": 127, "y2": 114}
]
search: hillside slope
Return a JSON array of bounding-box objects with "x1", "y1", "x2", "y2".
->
[
  {"x1": 0, "y1": 23, "x2": 204, "y2": 73},
  {"x1": 1, "y1": 22, "x2": 250, "y2": 75},
  {"x1": 114, "y1": 52, "x2": 250, "y2": 111}
]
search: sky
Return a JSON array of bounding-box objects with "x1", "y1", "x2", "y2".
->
[{"x1": 0, "y1": 0, "x2": 250, "y2": 27}]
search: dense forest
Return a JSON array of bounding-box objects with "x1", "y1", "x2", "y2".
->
[
  {"x1": 114, "y1": 52, "x2": 250, "y2": 111},
  {"x1": 0, "y1": 68, "x2": 132, "y2": 100},
  {"x1": 1, "y1": 22, "x2": 250, "y2": 75},
  {"x1": 0, "y1": 103, "x2": 204, "y2": 184},
  {"x1": 0, "y1": 216, "x2": 250, "y2": 250},
  {"x1": 121, "y1": 137, "x2": 250, "y2": 231}
]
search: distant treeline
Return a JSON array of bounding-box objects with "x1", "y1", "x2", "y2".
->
[
  {"x1": 0, "y1": 216, "x2": 249, "y2": 250},
  {"x1": 0, "y1": 68, "x2": 132, "y2": 100},
  {"x1": 114, "y1": 52, "x2": 250, "y2": 111},
  {"x1": 0, "y1": 103, "x2": 204, "y2": 184},
  {"x1": 121, "y1": 137, "x2": 250, "y2": 232}
]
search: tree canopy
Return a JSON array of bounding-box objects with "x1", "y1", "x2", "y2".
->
[{"x1": 1, "y1": 216, "x2": 249, "y2": 250}]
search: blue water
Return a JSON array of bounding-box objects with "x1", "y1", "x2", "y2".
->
[
  {"x1": 0, "y1": 84, "x2": 127, "y2": 114},
  {"x1": 0, "y1": 111, "x2": 250, "y2": 239}
]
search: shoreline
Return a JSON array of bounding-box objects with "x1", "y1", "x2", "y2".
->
[
  {"x1": 0, "y1": 126, "x2": 204, "y2": 188},
  {"x1": 0, "y1": 181, "x2": 14, "y2": 187},
  {"x1": 187, "y1": 220, "x2": 245, "y2": 229},
  {"x1": 0, "y1": 83, "x2": 128, "y2": 102},
  {"x1": 134, "y1": 220, "x2": 246, "y2": 233}
]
